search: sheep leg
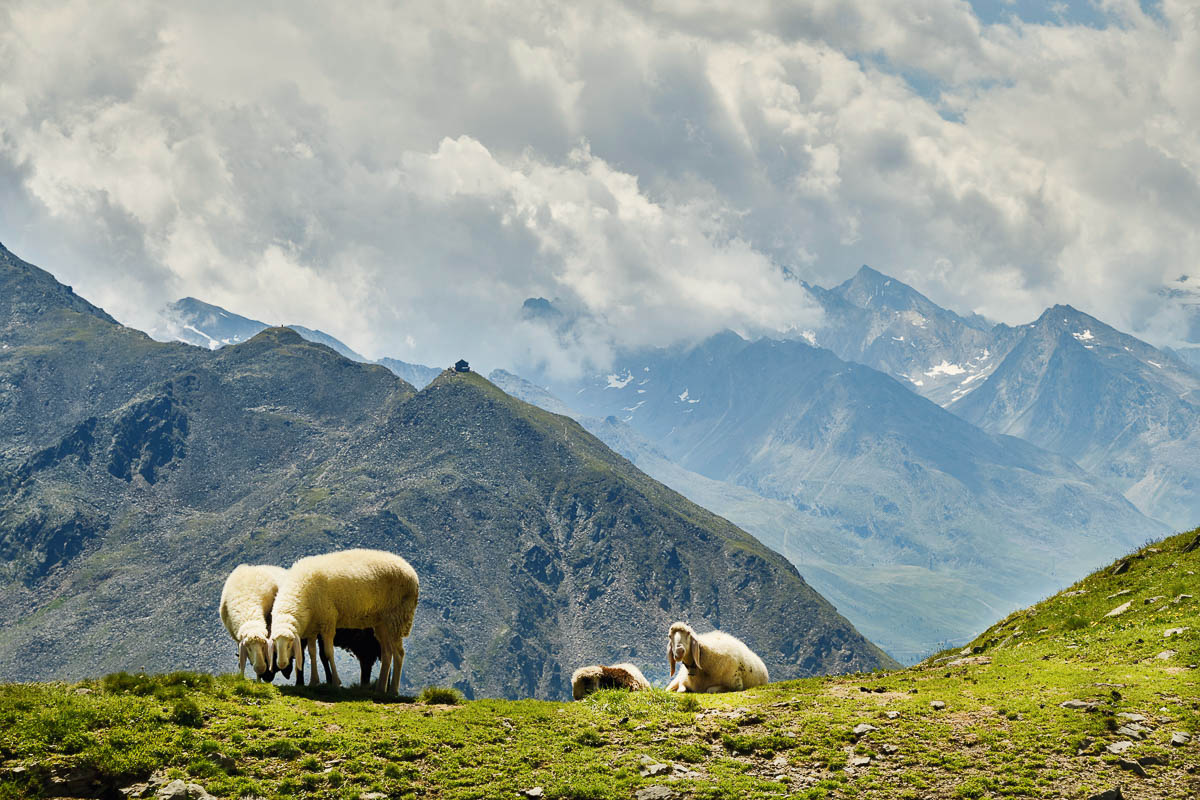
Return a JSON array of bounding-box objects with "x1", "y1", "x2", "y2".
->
[
  {"x1": 307, "y1": 639, "x2": 321, "y2": 686},
  {"x1": 375, "y1": 650, "x2": 391, "y2": 694},
  {"x1": 359, "y1": 654, "x2": 373, "y2": 687},
  {"x1": 387, "y1": 640, "x2": 405, "y2": 695},
  {"x1": 374, "y1": 631, "x2": 394, "y2": 693},
  {"x1": 317, "y1": 636, "x2": 333, "y2": 684},
  {"x1": 321, "y1": 628, "x2": 341, "y2": 687}
]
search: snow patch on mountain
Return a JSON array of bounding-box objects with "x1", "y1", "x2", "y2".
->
[{"x1": 925, "y1": 360, "x2": 966, "y2": 377}]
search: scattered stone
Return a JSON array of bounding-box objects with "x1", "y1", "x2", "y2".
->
[
  {"x1": 1172, "y1": 594, "x2": 1193, "y2": 605},
  {"x1": 1181, "y1": 533, "x2": 1199, "y2": 553},
  {"x1": 880, "y1": 744, "x2": 900, "y2": 755},
  {"x1": 635, "y1": 787, "x2": 674, "y2": 800},
  {"x1": 49, "y1": 765, "x2": 100, "y2": 795},
  {"x1": 1137, "y1": 754, "x2": 1169, "y2": 767},
  {"x1": 1117, "y1": 759, "x2": 1147, "y2": 777},
  {"x1": 1105, "y1": 601, "x2": 1132, "y2": 618},
  {"x1": 1156, "y1": 650, "x2": 1177, "y2": 660},
  {"x1": 1163, "y1": 627, "x2": 1189, "y2": 638},
  {"x1": 1107, "y1": 589, "x2": 1132, "y2": 599},
  {"x1": 1110, "y1": 560, "x2": 1131, "y2": 575},
  {"x1": 930, "y1": 701, "x2": 946, "y2": 710},
  {"x1": 671, "y1": 765, "x2": 703, "y2": 780},
  {"x1": 1085, "y1": 789, "x2": 1122, "y2": 800},
  {"x1": 849, "y1": 756, "x2": 871, "y2": 767},
  {"x1": 74, "y1": 687, "x2": 92, "y2": 695},
  {"x1": 1063, "y1": 589, "x2": 1087, "y2": 597},
  {"x1": 885, "y1": 711, "x2": 901, "y2": 720},
  {"x1": 852, "y1": 723, "x2": 877, "y2": 737},
  {"x1": 1171, "y1": 731, "x2": 1192, "y2": 746},
  {"x1": 520, "y1": 789, "x2": 544, "y2": 799},
  {"x1": 1115, "y1": 724, "x2": 1148, "y2": 739},
  {"x1": 947, "y1": 656, "x2": 992, "y2": 667},
  {"x1": 1061, "y1": 700, "x2": 1099, "y2": 711},
  {"x1": 156, "y1": 780, "x2": 216, "y2": 800},
  {"x1": 771, "y1": 755, "x2": 788, "y2": 768},
  {"x1": 1147, "y1": 547, "x2": 1161, "y2": 553},
  {"x1": 1106, "y1": 740, "x2": 1135, "y2": 755},
  {"x1": 1117, "y1": 713, "x2": 1146, "y2": 723},
  {"x1": 639, "y1": 759, "x2": 671, "y2": 778},
  {"x1": 360, "y1": 794, "x2": 388, "y2": 800},
  {"x1": 1144, "y1": 596, "x2": 1166, "y2": 605}
]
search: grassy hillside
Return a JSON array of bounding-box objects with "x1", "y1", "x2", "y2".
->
[{"x1": 2, "y1": 530, "x2": 1195, "y2": 800}]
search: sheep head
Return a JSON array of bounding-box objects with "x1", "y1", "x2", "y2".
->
[
  {"x1": 240, "y1": 635, "x2": 271, "y2": 676},
  {"x1": 668, "y1": 622, "x2": 700, "y2": 676},
  {"x1": 571, "y1": 665, "x2": 604, "y2": 700},
  {"x1": 271, "y1": 631, "x2": 302, "y2": 672}
]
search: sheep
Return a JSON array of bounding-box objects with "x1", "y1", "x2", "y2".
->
[
  {"x1": 219, "y1": 564, "x2": 287, "y2": 679},
  {"x1": 270, "y1": 548, "x2": 419, "y2": 694},
  {"x1": 665, "y1": 622, "x2": 769, "y2": 693},
  {"x1": 571, "y1": 662, "x2": 651, "y2": 700}
]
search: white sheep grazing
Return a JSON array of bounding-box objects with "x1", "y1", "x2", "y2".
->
[
  {"x1": 270, "y1": 548, "x2": 419, "y2": 694},
  {"x1": 665, "y1": 622, "x2": 769, "y2": 693},
  {"x1": 571, "y1": 662, "x2": 652, "y2": 700},
  {"x1": 219, "y1": 564, "x2": 288, "y2": 678}
]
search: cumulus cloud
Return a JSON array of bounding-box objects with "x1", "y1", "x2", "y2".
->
[{"x1": 0, "y1": 0, "x2": 1198, "y2": 372}]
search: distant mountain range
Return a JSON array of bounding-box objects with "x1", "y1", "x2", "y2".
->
[
  {"x1": 0, "y1": 242, "x2": 893, "y2": 697},
  {"x1": 506, "y1": 331, "x2": 1165, "y2": 661},
  {"x1": 797, "y1": 266, "x2": 1200, "y2": 530},
  {"x1": 147, "y1": 262, "x2": 1196, "y2": 661},
  {"x1": 156, "y1": 297, "x2": 442, "y2": 389}
]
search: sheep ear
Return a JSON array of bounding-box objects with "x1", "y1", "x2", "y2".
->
[{"x1": 691, "y1": 636, "x2": 701, "y2": 670}]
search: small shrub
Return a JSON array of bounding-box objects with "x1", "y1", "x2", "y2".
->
[
  {"x1": 171, "y1": 699, "x2": 203, "y2": 728},
  {"x1": 678, "y1": 694, "x2": 701, "y2": 712},
  {"x1": 665, "y1": 742, "x2": 709, "y2": 763},
  {"x1": 575, "y1": 728, "x2": 604, "y2": 747},
  {"x1": 265, "y1": 739, "x2": 302, "y2": 759},
  {"x1": 417, "y1": 686, "x2": 464, "y2": 705},
  {"x1": 953, "y1": 776, "x2": 993, "y2": 798}
]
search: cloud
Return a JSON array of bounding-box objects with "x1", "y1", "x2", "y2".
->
[{"x1": 0, "y1": 0, "x2": 1198, "y2": 371}]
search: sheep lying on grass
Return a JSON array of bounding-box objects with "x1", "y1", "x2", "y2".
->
[
  {"x1": 571, "y1": 662, "x2": 651, "y2": 700},
  {"x1": 666, "y1": 622, "x2": 768, "y2": 693},
  {"x1": 270, "y1": 548, "x2": 418, "y2": 694},
  {"x1": 219, "y1": 564, "x2": 287, "y2": 679}
]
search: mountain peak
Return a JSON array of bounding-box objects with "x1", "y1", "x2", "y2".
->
[
  {"x1": 0, "y1": 242, "x2": 118, "y2": 330},
  {"x1": 833, "y1": 265, "x2": 930, "y2": 313}
]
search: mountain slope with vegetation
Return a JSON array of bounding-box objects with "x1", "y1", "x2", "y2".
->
[
  {"x1": 2, "y1": 529, "x2": 1195, "y2": 800},
  {"x1": 0, "y1": 242, "x2": 892, "y2": 700},
  {"x1": 529, "y1": 332, "x2": 1165, "y2": 661}
]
